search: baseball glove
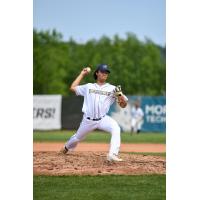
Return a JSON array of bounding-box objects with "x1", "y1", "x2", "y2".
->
[{"x1": 114, "y1": 85, "x2": 123, "y2": 97}]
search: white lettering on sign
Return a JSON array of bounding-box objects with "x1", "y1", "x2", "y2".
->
[
  {"x1": 146, "y1": 115, "x2": 166, "y2": 123},
  {"x1": 145, "y1": 105, "x2": 166, "y2": 115},
  {"x1": 145, "y1": 104, "x2": 166, "y2": 123}
]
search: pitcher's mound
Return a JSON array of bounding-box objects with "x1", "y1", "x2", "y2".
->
[{"x1": 33, "y1": 151, "x2": 166, "y2": 176}]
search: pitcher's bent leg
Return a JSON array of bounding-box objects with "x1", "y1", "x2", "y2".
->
[
  {"x1": 98, "y1": 115, "x2": 121, "y2": 156},
  {"x1": 109, "y1": 125, "x2": 121, "y2": 156}
]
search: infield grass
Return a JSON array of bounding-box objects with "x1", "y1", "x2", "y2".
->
[
  {"x1": 33, "y1": 175, "x2": 166, "y2": 200},
  {"x1": 33, "y1": 130, "x2": 165, "y2": 143},
  {"x1": 124, "y1": 152, "x2": 166, "y2": 157}
]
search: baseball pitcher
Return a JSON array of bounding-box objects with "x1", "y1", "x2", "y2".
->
[{"x1": 61, "y1": 64, "x2": 128, "y2": 161}]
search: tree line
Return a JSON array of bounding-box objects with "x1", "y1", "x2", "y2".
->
[{"x1": 33, "y1": 29, "x2": 166, "y2": 96}]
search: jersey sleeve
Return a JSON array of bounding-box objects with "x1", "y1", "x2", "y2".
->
[{"x1": 75, "y1": 84, "x2": 88, "y2": 96}]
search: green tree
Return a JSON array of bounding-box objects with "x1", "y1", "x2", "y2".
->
[{"x1": 33, "y1": 29, "x2": 166, "y2": 96}]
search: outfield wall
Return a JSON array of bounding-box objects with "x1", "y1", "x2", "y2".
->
[{"x1": 33, "y1": 95, "x2": 165, "y2": 132}]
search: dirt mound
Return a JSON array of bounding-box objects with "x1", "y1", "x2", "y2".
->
[{"x1": 33, "y1": 151, "x2": 166, "y2": 176}]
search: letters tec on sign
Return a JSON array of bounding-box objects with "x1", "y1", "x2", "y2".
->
[{"x1": 33, "y1": 95, "x2": 62, "y2": 130}]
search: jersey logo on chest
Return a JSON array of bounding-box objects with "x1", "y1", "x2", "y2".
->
[{"x1": 89, "y1": 89, "x2": 112, "y2": 96}]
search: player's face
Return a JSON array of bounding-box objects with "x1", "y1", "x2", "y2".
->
[
  {"x1": 135, "y1": 102, "x2": 140, "y2": 108},
  {"x1": 96, "y1": 71, "x2": 109, "y2": 82}
]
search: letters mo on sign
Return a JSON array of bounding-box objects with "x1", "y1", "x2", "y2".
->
[{"x1": 145, "y1": 104, "x2": 166, "y2": 123}]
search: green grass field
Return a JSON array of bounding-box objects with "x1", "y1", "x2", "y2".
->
[
  {"x1": 34, "y1": 175, "x2": 166, "y2": 200},
  {"x1": 33, "y1": 130, "x2": 166, "y2": 143},
  {"x1": 125, "y1": 152, "x2": 166, "y2": 157}
]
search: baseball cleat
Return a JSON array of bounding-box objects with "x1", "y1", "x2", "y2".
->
[
  {"x1": 60, "y1": 146, "x2": 68, "y2": 154},
  {"x1": 107, "y1": 154, "x2": 123, "y2": 162}
]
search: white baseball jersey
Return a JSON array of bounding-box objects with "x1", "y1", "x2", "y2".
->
[
  {"x1": 75, "y1": 83, "x2": 116, "y2": 119},
  {"x1": 131, "y1": 107, "x2": 144, "y2": 119}
]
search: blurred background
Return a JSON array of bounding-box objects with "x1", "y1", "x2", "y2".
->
[{"x1": 33, "y1": 0, "x2": 166, "y2": 133}]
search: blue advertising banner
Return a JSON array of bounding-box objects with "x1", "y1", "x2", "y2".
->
[{"x1": 108, "y1": 96, "x2": 166, "y2": 132}]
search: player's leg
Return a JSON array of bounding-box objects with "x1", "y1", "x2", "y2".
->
[
  {"x1": 135, "y1": 120, "x2": 139, "y2": 133},
  {"x1": 64, "y1": 118, "x2": 97, "y2": 151},
  {"x1": 131, "y1": 118, "x2": 137, "y2": 134},
  {"x1": 98, "y1": 115, "x2": 122, "y2": 160},
  {"x1": 137, "y1": 119, "x2": 143, "y2": 134},
  {"x1": 130, "y1": 127, "x2": 134, "y2": 135}
]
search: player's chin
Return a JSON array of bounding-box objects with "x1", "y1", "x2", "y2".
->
[
  {"x1": 100, "y1": 76, "x2": 107, "y2": 81},
  {"x1": 103, "y1": 77, "x2": 108, "y2": 82},
  {"x1": 102, "y1": 75, "x2": 108, "y2": 80}
]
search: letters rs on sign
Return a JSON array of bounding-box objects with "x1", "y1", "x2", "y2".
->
[{"x1": 33, "y1": 108, "x2": 56, "y2": 119}]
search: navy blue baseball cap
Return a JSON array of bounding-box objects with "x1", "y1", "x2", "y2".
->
[
  {"x1": 93, "y1": 64, "x2": 111, "y2": 79},
  {"x1": 96, "y1": 64, "x2": 110, "y2": 73}
]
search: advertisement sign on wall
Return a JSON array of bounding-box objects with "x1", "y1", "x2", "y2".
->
[
  {"x1": 109, "y1": 96, "x2": 166, "y2": 132},
  {"x1": 33, "y1": 95, "x2": 62, "y2": 130}
]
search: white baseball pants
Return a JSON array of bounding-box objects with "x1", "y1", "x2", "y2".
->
[
  {"x1": 65, "y1": 115, "x2": 121, "y2": 156},
  {"x1": 131, "y1": 117, "x2": 143, "y2": 132}
]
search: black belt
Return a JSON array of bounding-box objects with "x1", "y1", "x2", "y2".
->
[{"x1": 87, "y1": 116, "x2": 104, "y2": 121}]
